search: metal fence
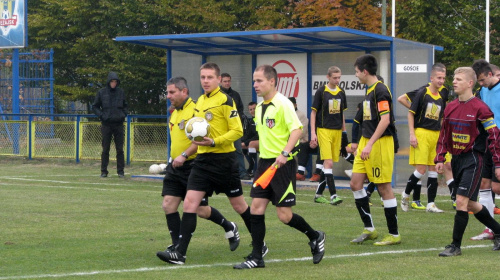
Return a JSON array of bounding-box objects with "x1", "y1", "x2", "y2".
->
[{"x1": 0, "y1": 114, "x2": 168, "y2": 164}]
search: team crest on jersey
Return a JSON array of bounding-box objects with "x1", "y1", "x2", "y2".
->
[
  {"x1": 205, "y1": 112, "x2": 213, "y2": 121},
  {"x1": 363, "y1": 100, "x2": 372, "y2": 121},
  {"x1": 266, "y1": 118, "x2": 275, "y2": 129},
  {"x1": 424, "y1": 103, "x2": 441, "y2": 121},
  {"x1": 179, "y1": 119, "x2": 185, "y2": 130},
  {"x1": 328, "y1": 99, "x2": 341, "y2": 114}
]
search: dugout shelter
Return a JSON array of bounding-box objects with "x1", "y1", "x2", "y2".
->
[{"x1": 115, "y1": 26, "x2": 443, "y2": 186}]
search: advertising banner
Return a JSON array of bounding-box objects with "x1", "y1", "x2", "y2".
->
[{"x1": 0, "y1": 0, "x2": 27, "y2": 49}]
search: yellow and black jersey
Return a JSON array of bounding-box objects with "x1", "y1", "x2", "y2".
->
[
  {"x1": 361, "y1": 81, "x2": 396, "y2": 139},
  {"x1": 194, "y1": 87, "x2": 243, "y2": 154},
  {"x1": 311, "y1": 85, "x2": 347, "y2": 129},
  {"x1": 405, "y1": 83, "x2": 449, "y2": 103},
  {"x1": 169, "y1": 97, "x2": 197, "y2": 160},
  {"x1": 409, "y1": 87, "x2": 445, "y2": 131}
]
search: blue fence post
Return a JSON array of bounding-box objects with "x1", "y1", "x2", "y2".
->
[
  {"x1": 126, "y1": 115, "x2": 131, "y2": 165},
  {"x1": 75, "y1": 115, "x2": 80, "y2": 163},
  {"x1": 12, "y1": 49, "x2": 20, "y2": 155},
  {"x1": 28, "y1": 114, "x2": 32, "y2": 159}
]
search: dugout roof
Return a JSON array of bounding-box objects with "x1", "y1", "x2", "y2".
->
[{"x1": 114, "y1": 26, "x2": 443, "y2": 56}]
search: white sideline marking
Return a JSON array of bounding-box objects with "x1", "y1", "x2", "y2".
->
[{"x1": 0, "y1": 245, "x2": 491, "y2": 279}]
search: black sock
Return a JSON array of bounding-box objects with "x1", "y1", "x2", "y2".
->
[
  {"x1": 427, "y1": 177, "x2": 438, "y2": 203},
  {"x1": 325, "y1": 174, "x2": 336, "y2": 196},
  {"x1": 345, "y1": 153, "x2": 354, "y2": 164},
  {"x1": 240, "y1": 206, "x2": 252, "y2": 234},
  {"x1": 366, "y1": 182, "x2": 376, "y2": 197},
  {"x1": 166, "y1": 212, "x2": 181, "y2": 246},
  {"x1": 286, "y1": 213, "x2": 318, "y2": 241},
  {"x1": 355, "y1": 196, "x2": 373, "y2": 228},
  {"x1": 206, "y1": 207, "x2": 233, "y2": 232},
  {"x1": 315, "y1": 172, "x2": 326, "y2": 196},
  {"x1": 250, "y1": 214, "x2": 265, "y2": 259},
  {"x1": 314, "y1": 168, "x2": 322, "y2": 174},
  {"x1": 384, "y1": 206, "x2": 399, "y2": 235},
  {"x1": 413, "y1": 183, "x2": 422, "y2": 201},
  {"x1": 474, "y1": 206, "x2": 500, "y2": 234},
  {"x1": 452, "y1": 210, "x2": 469, "y2": 248},
  {"x1": 405, "y1": 173, "x2": 420, "y2": 197},
  {"x1": 177, "y1": 212, "x2": 197, "y2": 255}
]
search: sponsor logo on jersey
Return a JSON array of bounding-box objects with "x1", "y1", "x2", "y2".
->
[{"x1": 452, "y1": 132, "x2": 470, "y2": 144}]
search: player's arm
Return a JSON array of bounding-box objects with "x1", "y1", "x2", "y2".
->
[
  {"x1": 408, "y1": 111, "x2": 417, "y2": 148},
  {"x1": 276, "y1": 128, "x2": 302, "y2": 168},
  {"x1": 172, "y1": 143, "x2": 197, "y2": 168},
  {"x1": 397, "y1": 94, "x2": 411, "y2": 109},
  {"x1": 479, "y1": 108, "x2": 500, "y2": 180},
  {"x1": 434, "y1": 118, "x2": 448, "y2": 173},
  {"x1": 92, "y1": 91, "x2": 103, "y2": 118},
  {"x1": 310, "y1": 109, "x2": 318, "y2": 145}
]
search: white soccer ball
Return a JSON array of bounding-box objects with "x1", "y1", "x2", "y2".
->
[
  {"x1": 149, "y1": 164, "x2": 162, "y2": 174},
  {"x1": 159, "y1": 163, "x2": 167, "y2": 172},
  {"x1": 185, "y1": 117, "x2": 210, "y2": 141}
]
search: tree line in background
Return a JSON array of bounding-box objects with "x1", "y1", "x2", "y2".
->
[{"x1": 24, "y1": 0, "x2": 499, "y2": 114}]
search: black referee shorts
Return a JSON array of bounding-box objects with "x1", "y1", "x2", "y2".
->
[
  {"x1": 250, "y1": 158, "x2": 297, "y2": 207},
  {"x1": 451, "y1": 151, "x2": 484, "y2": 202},
  {"x1": 187, "y1": 152, "x2": 244, "y2": 198},
  {"x1": 481, "y1": 149, "x2": 500, "y2": 183},
  {"x1": 162, "y1": 161, "x2": 208, "y2": 206}
]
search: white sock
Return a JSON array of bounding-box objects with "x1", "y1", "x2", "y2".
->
[{"x1": 479, "y1": 189, "x2": 494, "y2": 218}]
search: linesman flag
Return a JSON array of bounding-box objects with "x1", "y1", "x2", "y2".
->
[{"x1": 253, "y1": 164, "x2": 278, "y2": 189}]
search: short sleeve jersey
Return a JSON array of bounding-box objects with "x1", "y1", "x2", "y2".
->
[
  {"x1": 169, "y1": 97, "x2": 196, "y2": 160},
  {"x1": 479, "y1": 81, "x2": 500, "y2": 126},
  {"x1": 405, "y1": 83, "x2": 449, "y2": 104},
  {"x1": 409, "y1": 87, "x2": 446, "y2": 131},
  {"x1": 361, "y1": 81, "x2": 396, "y2": 139},
  {"x1": 311, "y1": 85, "x2": 347, "y2": 129},
  {"x1": 193, "y1": 87, "x2": 243, "y2": 154},
  {"x1": 255, "y1": 92, "x2": 302, "y2": 159}
]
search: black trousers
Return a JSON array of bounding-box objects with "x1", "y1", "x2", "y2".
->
[{"x1": 101, "y1": 123, "x2": 125, "y2": 175}]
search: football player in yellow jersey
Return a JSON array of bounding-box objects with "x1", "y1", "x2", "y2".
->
[
  {"x1": 398, "y1": 63, "x2": 457, "y2": 210},
  {"x1": 156, "y1": 77, "x2": 245, "y2": 262},
  {"x1": 349, "y1": 54, "x2": 400, "y2": 246},
  {"x1": 400, "y1": 65, "x2": 447, "y2": 213},
  {"x1": 234, "y1": 65, "x2": 325, "y2": 269},
  {"x1": 161, "y1": 63, "x2": 261, "y2": 265}
]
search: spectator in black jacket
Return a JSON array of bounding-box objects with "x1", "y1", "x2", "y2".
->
[
  {"x1": 241, "y1": 101, "x2": 259, "y2": 176},
  {"x1": 220, "y1": 73, "x2": 250, "y2": 180},
  {"x1": 92, "y1": 72, "x2": 128, "y2": 178}
]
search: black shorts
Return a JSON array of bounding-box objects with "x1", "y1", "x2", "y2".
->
[
  {"x1": 187, "y1": 152, "x2": 243, "y2": 198},
  {"x1": 250, "y1": 158, "x2": 297, "y2": 207},
  {"x1": 161, "y1": 161, "x2": 208, "y2": 206},
  {"x1": 451, "y1": 151, "x2": 484, "y2": 202},
  {"x1": 481, "y1": 149, "x2": 500, "y2": 183}
]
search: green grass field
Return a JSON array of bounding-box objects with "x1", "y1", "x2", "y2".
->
[{"x1": 1, "y1": 157, "x2": 499, "y2": 279}]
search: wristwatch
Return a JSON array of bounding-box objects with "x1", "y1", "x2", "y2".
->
[
  {"x1": 281, "y1": 150, "x2": 290, "y2": 157},
  {"x1": 181, "y1": 152, "x2": 189, "y2": 159}
]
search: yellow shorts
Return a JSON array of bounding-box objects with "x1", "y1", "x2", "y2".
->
[
  {"x1": 353, "y1": 135, "x2": 394, "y2": 184},
  {"x1": 317, "y1": 128, "x2": 342, "y2": 162},
  {"x1": 409, "y1": 128, "x2": 439, "y2": 166}
]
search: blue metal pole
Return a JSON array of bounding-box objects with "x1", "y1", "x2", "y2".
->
[
  {"x1": 75, "y1": 115, "x2": 80, "y2": 163},
  {"x1": 12, "y1": 49, "x2": 20, "y2": 154},
  {"x1": 126, "y1": 115, "x2": 131, "y2": 165}
]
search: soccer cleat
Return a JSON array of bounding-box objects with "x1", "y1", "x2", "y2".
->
[
  {"x1": 470, "y1": 228, "x2": 494, "y2": 240},
  {"x1": 118, "y1": 173, "x2": 125, "y2": 178},
  {"x1": 452, "y1": 201, "x2": 457, "y2": 210},
  {"x1": 309, "y1": 231, "x2": 326, "y2": 264},
  {"x1": 493, "y1": 234, "x2": 500, "y2": 251},
  {"x1": 309, "y1": 173, "x2": 321, "y2": 182},
  {"x1": 330, "y1": 196, "x2": 343, "y2": 205},
  {"x1": 314, "y1": 196, "x2": 329, "y2": 204},
  {"x1": 401, "y1": 196, "x2": 409, "y2": 212},
  {"x1": 495, "y1": 206, "x2": 500, "y2": 215},
  {"x1": 233, "y1": 255, "x2": 265, "y2": 269},
  {"x1": 350, "y1": 229, "x2": 378, "y2": 244},
  {"x1": 411, "y1": 200, "x2": 426, "y2": 210},
  {"x1": 344, "y1": 169, "x2": 353, "y2": 178},
  {"x1": 100, "y1": 173, "x2": 107, "y2": 178},
  {"x1": 156, "y1": 249, "x2": 185, "y2": 264},
  {"x1": 262, "y1": 242, "x2": 269, "y2": 258},
  {"x1": 156, "y1": 244, "x2": 175, "y2": 261},
  {"x1": 438, "y1": 244, "x2": 461, "y2": 257},
  {"x1": 368, "y1": 197, "x2": 373, "y2": 206},
  {"x1": 225, "y1": 222, "x2": 240, "y2": 251},
  {"x1": 374, "y1": 234, "x2": 401, "y2": 246},
  {"x1": 296, "y1": 173, "x2": 306, "y2": 181},
  {"x1": 426, "y1": 203, "x2": 444, "y2": 213}
]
